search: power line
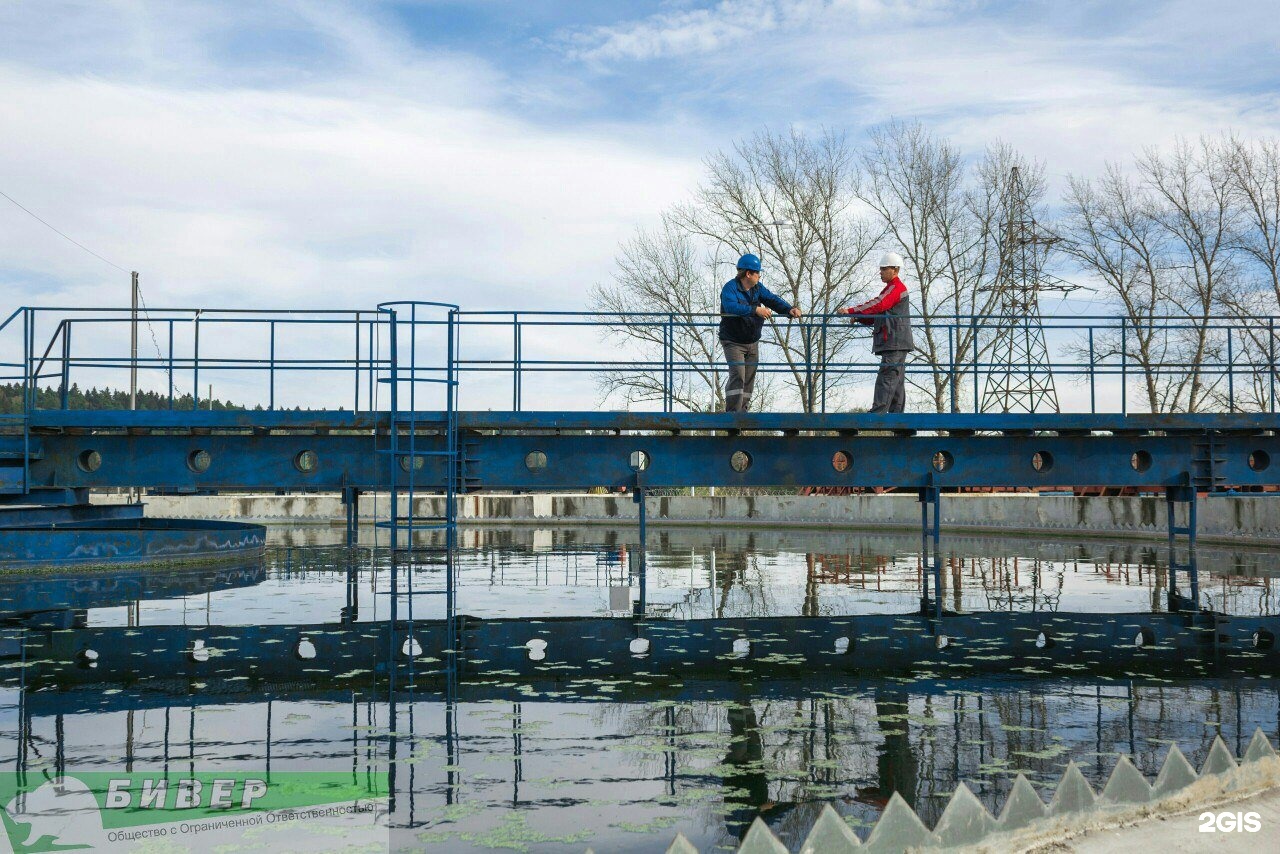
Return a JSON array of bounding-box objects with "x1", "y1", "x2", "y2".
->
[
  {"x1": 0, "y1": 188, "x2": 129, "y2": 273},
  {"x1": 0, "y1": 186, "x2": 164, "y2": 361},
  {"x1": 135, "y1": 279, "x2": 165, "y2": 361}
]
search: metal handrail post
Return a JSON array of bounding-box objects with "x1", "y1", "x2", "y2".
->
[
  {"x1": 21, "y1": 309, "x2": 30, "y2": 413},
  {"x1": 512, "y1": 312, "x2": 521, "y2": 412},
  {"x1": 1120, "y1": 318, "x2": 1127, "y2": 415},
  {"x1": 59, "y1": 320, "x2": 70, "y2": 410},
  {"x1": 819, "y1": 319, "x2": 828, "y2": 414},
  {"x1": 22, "y1": 309, "x2": 31, "y2": 490},
  {"x1": 1271, "y1": 317, "x2": 1276, "y2": 413},
  {"x1": 192, "y1": 311, "x2": 201, "y2": 411},
  {"x1": 269, "y1": 320, "x2": 276, "y2": 410},
  {"x1": 665, "y1": 314, "x2": 674, "y2": 413},
  {"x1": 970, "y1": 316, "x2": 979, "y2": 412},
  {"x1": 167, "y1": 320, "x2": 174, "y2": 409},
  {"x1": 948, "y1": 323, "x2": 957, "y2": 413},
  {"x1": 1088, "y1": 327, "x2": 1096, "y2": 414},
  {"x1": 1226, "y1": 326, "x2": 1235, "y2": 413}
]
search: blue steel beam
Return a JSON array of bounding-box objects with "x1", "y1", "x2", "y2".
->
[{"x1": 15, "y1": 429, "x2": 1280, "y2": 490}]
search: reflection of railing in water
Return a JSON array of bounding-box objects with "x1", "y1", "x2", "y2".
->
[{"x1": 39, "y1": 541, "x2": 1264, "y2": 620}]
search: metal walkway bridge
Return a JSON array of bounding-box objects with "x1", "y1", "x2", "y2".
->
[
  {"x1": 2, "y1": 303, "x2": 1277, "y2": 495},
  {"x1": 1, "y1": 301, "x2": 1278, "y2": 611}
]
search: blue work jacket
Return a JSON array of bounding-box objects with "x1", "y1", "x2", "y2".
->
[{"x1": 718, "y1": 278, "x2": 793, "y2": 345}]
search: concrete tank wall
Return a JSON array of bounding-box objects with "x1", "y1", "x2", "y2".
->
[{"x1": 93, "y1": 492, "x2": 1280, "y2": 545}]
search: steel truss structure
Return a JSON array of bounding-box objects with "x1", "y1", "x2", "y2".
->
[{"x1": 980, "y1": 166, "x2": 1078, "y2": 413}]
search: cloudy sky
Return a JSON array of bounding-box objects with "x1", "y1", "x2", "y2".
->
[{"x1": 2, "y1": 0, "x2": 1278, "y2": 317}]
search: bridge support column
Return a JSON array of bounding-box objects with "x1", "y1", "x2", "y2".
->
[
  {"x1": 1165, "y1": 481, "x2": 1200, "y2": 612},
  {"x1": 342, "y1": 486, "x2": 360, "y2": 546},
  {"x1": 919, "y1": 483, "x2": 943, "y2": 620},
  {"x1": 632, "y1": 480, "x2": 647, "y2": 618}
]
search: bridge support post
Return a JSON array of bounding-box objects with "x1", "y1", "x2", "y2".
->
[
  {"x1": 341, "y1": 553, "x2": 359, "y2": 624},
  {"x1": 919, "y1": 483, "x2": 943, "y2": 620},
  {"x1": 1165, "y1": 480, "x2": 1200, "y2": 612},
  {"x1": 341, "y1": 486, "x2": 360, "y2": 546},
  {"x1": 632, "y1": 475, "x2": 647, "y2": 618}
]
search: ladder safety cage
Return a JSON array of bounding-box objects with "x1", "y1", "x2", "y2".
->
[{"x1": 376, "y1": 301, "x2": 461, "y2": 671}]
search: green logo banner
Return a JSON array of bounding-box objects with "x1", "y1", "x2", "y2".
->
[{"x1": 1, "y1": 771, "x2": 387, "y2": 852}]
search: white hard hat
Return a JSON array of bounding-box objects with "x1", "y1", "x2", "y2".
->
[{"x1": 879, "y1": 252, "x2": 904, "y2": 268}]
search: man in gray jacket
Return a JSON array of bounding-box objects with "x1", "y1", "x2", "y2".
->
[{"x1": 844, "y1": 252, "x2": 914, "y2": 413}]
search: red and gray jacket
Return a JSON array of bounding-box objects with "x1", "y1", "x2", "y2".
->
[{"x1": 844, "y1": 277, "x2": 914, "y2": 354}]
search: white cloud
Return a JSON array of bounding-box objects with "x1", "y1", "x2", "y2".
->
[
  {"x1": 0, "y1": 60, "x2": 703, "y2": 405},
  {"x1": 0, "y1": 62, "x2": 700, "y2": 314},
  {"x1": 563, "y1": 0, "x2": 1280, "y2": 171},
  {"x1": 565, "y1": 0, "x2": 951, "y2": 63}
]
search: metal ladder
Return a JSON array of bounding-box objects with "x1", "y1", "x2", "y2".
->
[{"x1": 376, "y1": 301, "x2": 461, "y2": 679}]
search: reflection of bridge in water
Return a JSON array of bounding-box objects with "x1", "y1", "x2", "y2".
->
[{"x1": 2, "y1": 535, "x2": 1279, "y2": 847}]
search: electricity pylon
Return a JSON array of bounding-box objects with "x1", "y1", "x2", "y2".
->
[{"x1": 980, "y1": 166, "x2": 1077, "y2": 413}]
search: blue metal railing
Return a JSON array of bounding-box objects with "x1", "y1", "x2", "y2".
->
[
  {"x1": 1, "y1": 306, "x2": 1277, "y2": 415},
  {"x1": 0, "y1": 308, "x2": 33, "y2": 494}
]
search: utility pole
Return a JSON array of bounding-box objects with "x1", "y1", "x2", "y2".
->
[
  {"x1": 130, "y1": 271, "x2": 139, "y2": 410},
  {"x1": 129, "y1": 271, "x2": 140, "y2": 505}
]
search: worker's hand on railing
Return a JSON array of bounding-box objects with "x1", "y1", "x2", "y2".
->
[
  {"x1": 788, "y1": 308, "x2": 802, "y2": 319},
  {"x1": 754, "y1": 306, "x2": 774, "y2": 319}
]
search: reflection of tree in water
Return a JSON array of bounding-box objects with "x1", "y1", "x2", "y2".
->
[
  {"x1": 715, "y1": 550, "x2": 779, "y2": 618},
  {"x1": 589, "y1": 692, "x2": 885, "y2": 847},
  {"x1": 721, "y1": 703, "x2": 774, "y2": 840},
  {"x1": 545, "y1": 679, "x2": 1276, "y2": 849}
]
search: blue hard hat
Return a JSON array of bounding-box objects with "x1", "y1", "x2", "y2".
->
[{"x1": 736, "y1": 253, "x2": 762, "y2": 272}]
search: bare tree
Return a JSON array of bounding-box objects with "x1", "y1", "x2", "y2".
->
[
  {"x1": 591, "y1": 222, "x2": 732, "y2": 412},
  {"x1": 1063, "y1": 139, "x2": 1250, "y2": 412},
  {"x1": 1226, "y1": 136, "x2": 1280, "y2": 303},
  {"x1": 858, "y1": 122, "x2": 1037, "y2": 412},
  {"x1": 591, "y1": 220, "x2": 776, "y2": 411},
  {"x1": 1137, "y1": 138, "x2": 1239, "y2": 411},
  {"x1": 669, "y1": 129, "x2": 880, "y2": 412},
  {"x1": 1062, "y1": 165, "x2": 1183, "y2": 411},
  {"x1": 1221, "y1": 135, "x2": 1280, "y2": 409}
]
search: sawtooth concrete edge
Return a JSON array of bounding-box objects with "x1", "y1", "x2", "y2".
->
[{"x1": 680, "y1": 733, "x2": 1280, "y2": 853}]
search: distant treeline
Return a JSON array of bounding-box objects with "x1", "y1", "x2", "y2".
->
[{"x1": 0, "y1": 382, "x2": 247, "y2": 413}]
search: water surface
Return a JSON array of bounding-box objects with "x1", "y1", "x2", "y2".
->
[{"x1": 2, "y1": 525, "x2": 1277, "y2": 851}]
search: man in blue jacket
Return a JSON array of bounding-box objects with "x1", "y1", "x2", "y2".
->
[{"x1": 719, "y1": 254, "x2": 801, "y2": 412}]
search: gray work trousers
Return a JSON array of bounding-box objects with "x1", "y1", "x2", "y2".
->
[
  {"x1": 722, "y1": 340, "x2": 758, "y2": 412},
  {"x1": 870, "y1": 350, "x2": 909, "y2": 414}
]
